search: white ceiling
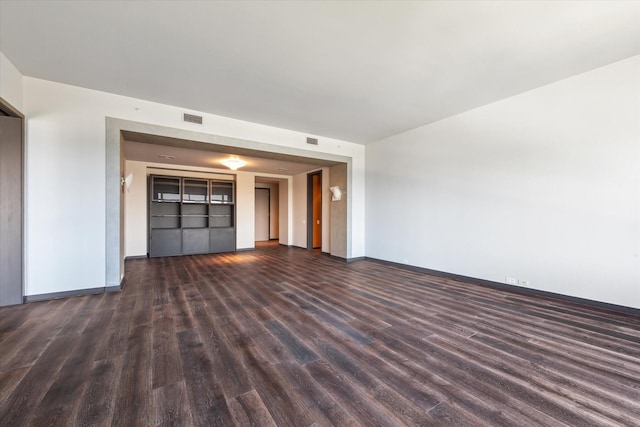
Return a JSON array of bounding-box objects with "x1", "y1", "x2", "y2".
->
[{"x1": 1, "y1": 1, "x2": 638, "y2": 143}]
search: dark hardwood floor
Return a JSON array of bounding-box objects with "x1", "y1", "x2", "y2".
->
[{"x1": 1, "y1": 243, "x2": 639, "y2": 426}]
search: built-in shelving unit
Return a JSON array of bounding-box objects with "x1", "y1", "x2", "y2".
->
[{"x1": 149, "y1": 175, "x2": 235, "y2": 257}]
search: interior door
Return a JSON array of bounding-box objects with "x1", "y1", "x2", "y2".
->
[
  {"x1": 0, "y1": 115, "x2": 23, "y2": 306},
  {"x1": 307, "y1": 171, "x2": 322, "y2": 250},
  {"x1": 255, "y1": 188, "x2": 269, "y2": 241}
]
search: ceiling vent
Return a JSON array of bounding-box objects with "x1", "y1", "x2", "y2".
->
[
  {"x1": 183, "y1": 113, "x2": 203, "y2": 125},
  {"x1": 306, "y1": 137, "x2": 318, "y2": 145}
]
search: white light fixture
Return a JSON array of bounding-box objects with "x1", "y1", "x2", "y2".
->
[
  {"x1": 221, "y1": 156, "x2": 246, "y2": 170},
  {"x1": 121, "y1": 172, "x2": 134, "y2": 192},
  {"x1": 329, "y1": 186, "x2": 342, "y2": 201}
]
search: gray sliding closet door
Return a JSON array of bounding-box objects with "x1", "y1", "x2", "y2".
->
[{"x1": 0, "y1": 115, "x2": 23, "y2": 306}]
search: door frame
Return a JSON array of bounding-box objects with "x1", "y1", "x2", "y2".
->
[
  {"x1": 107, "y1": 118, "x2": 353, "y2": 287},
  {"x1": 0, "y1": 96, "x2": 25, "y2": 305},
  {"x1": 306, "y1": 170, "x2": 322, "y2": 250},
  {"x1": 255, "y1": 187, "x2": 270, "y2": 242}
]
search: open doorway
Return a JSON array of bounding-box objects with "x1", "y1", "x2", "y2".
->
[
  {"x1": 108, "y1": 119, "x2": 352, "y2": 286},
  {"x1": 255, "y1": 178, "x2": 281, "y2": 244},
  {"x1": 307, "y1": 171, "x2": 322, "y2": 250},
  {"x1": 255, "y1": 188, "x2": 270, "y2": 242}
]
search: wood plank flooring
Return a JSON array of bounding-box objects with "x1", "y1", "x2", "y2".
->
[{"x1": 1, "y1": 242, "x2": 639, "y2": 426}]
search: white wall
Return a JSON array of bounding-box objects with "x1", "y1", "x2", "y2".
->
[
  {"x1": 236, "y1": 173, "x2": 255, "y2": 250},
  {"x1": 22, "y1": 77, "x2": 364, "y2": 296},
  {"x1": 124, "y1": 161, "x2": 148, "y2": 257},
  {"x1": 350, "y1": 155, "x2": 365, "y2": 258},
  {"x1": 279, "y1": 179, "x2": 291, "y2": 246},
  {"x1": 0, "y1": 52, "x2": 23, "y2": 111},
  {"x1": 366, "y1": 55, "x2": 640, "y2": 309},
  {"x1": 292, "y1": 173, "x2": 307, "y2": 248},
  {"x1": 269, "y1": 184, "x2": 279, "y2": 239}
]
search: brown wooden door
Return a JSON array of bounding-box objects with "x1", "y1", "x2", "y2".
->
[{"x1": 0, "y1": 115, "x2": 23, "y2": 306}]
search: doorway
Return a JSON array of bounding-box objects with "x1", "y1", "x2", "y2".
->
[
  {"x1": 307, "y1": 171, "x2": 322, "y2": 250},
  {"x1": 255, "y1": 188, "x2": 270, "y2": 242},
  {"x1": 107, "y1": 118, "x2": 352, "y2": 286}
]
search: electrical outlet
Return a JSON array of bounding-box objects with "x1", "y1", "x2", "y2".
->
[
  {"x1": 518, "y1": 279, "x2": 530, "y2": 286},
  {"x1": 505, "y1": 277, "x2": 517, "y2": 285}
]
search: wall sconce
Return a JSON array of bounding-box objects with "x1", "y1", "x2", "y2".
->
[
  {"x1": 121, "y1": 172, "x2": 134, "y2": 192},
  {"x1": 329, "y1": 186, "x2": 342, "y2": 201},
  {"x1": 221, "y1": 156, "x2": 246, "y2": 170}
]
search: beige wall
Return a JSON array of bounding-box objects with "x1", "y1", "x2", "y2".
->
[
  {"x1": 321, "y1": 167, "x2": 331, "y2": 253},
  {"x1": 124, "y1": 161, "x2": 148, "y2": 257},
  {"x1": 330, "y1": 163, "x2": 348, "y2": 259},
  {"x1": 235, "y1": 173, "x2": 255, "y2": 250}
]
